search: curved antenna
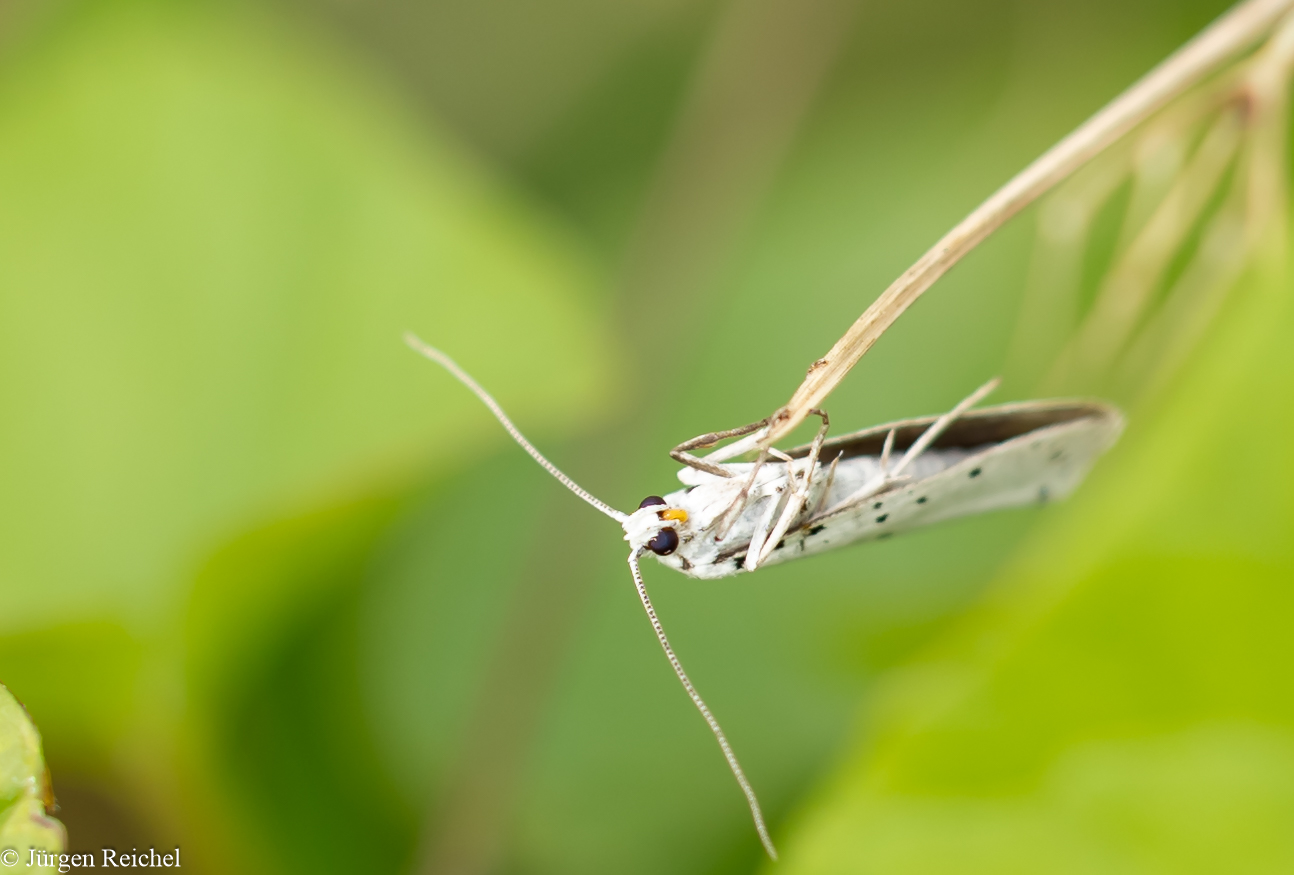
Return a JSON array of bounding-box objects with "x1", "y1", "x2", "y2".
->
[
  {"x1": 628, "y1": 549, "x2": 778, "y2": 860},
  {"x1": 405, "y1": 333, "x2": 627, "y2": 523}
]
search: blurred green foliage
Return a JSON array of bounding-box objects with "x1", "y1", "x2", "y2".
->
[
  {"x1": 774, "y1": 248, "x2": 1294, "y2": 873},
  {"x1": 1, "y1": 0, "x2": 1287, "y2": 873}
]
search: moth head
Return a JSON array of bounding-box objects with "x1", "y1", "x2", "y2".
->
[{"x1": 624, "y1": 495, "x2": 689, "y2": 556}]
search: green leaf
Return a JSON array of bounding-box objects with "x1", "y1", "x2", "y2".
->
[
  {"x1": 181, "y1": 488, "x2": 417, "y2": 875},
  {"x1": 0, "y1": 0, "x2": 618, "y2": 866},
  {"x1": 773, "y1": 245, "x2": 1294, "y2": 872},
  {"x1": 0, "y1": 624, "x2": 144, "y2": 773},
  {"x1": 0, "y1": 0, "x2": 617, "y2": 634},
  {"x1": 0, "y1": 684, "x2": 65, "y2": 870}
]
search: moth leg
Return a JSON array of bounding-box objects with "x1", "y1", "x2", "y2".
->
[
  {"x1": 670, "y1": 418, "x2": 770, "y2": 478},
  {"x1": 809, "y1": 451, "x2": 842, "y2": 519},
  {"x1": 879, "y1": 428, "x2": 896, "y2": 477},
  {"x1": 810, "y1": 379, "x2": 999, "y2": 521},
  {"x1": 754, "y1": 409, "x2": 830, "y2": 569},
  {"x1": 805, "y1": 408, "x2": 831, "y2": 467},
  {"x1": 744, "y1": 482, "x2": 786, "y2": 571},
  {"x1": 719, "y1": 404, "x2": 832, "y2": 544},
  {"x1": 628, "y1": 549, "x2": 777, "y2": 859},
  {"x1": 889, "y1": 377, "x2": 999, "y2": 479},
  {"x1": 715, "y1": 448, "x2": 770, "y2": 540}
]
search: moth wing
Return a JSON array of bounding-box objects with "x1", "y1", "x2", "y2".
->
[
  {"x1": 763, "y1": 407, "x2": 1123, "y2": 567},
  {"x1": 909, "y1": 406, "x2": 1123, "y2": 525}
]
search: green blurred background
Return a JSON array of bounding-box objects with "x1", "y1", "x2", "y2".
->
[{"x1": 3, "y1": 0, "x2": 1293, "y2": 872}]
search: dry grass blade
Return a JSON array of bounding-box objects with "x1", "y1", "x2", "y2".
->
[{"x1": 759, "y1": 0, "x2": 1294, "y2": 448}]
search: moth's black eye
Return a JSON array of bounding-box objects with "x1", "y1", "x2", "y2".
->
[
  {"x1": 647, "y1": 527, "x2": 679, "y2": 556},
  {"x1": 639, "y1": 495, "x2": 668, "y2": 509}
]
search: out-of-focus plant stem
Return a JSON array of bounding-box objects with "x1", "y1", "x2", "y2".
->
[{"x1": 766, "y1": 0, "x2": 1294, "y2": 445}]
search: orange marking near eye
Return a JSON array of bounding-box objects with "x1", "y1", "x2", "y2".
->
[{"x1": 661, "y1": 508, "x2": 689, "y2": 522}]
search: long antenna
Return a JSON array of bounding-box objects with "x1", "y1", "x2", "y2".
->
[
  {"x1": 404, "y1": 333, "x2": 627, "y2": 523},
  {"x1": 628, "y1": 549, "x2": 778, "y2": 860}
]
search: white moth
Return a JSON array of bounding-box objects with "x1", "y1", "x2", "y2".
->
[{"x1": 405, "y1": 334, "x2": 1122, "y2": 859}]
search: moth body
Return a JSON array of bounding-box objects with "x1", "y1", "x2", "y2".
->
[{"x1": 637, "y1": 400, "x2": 1123, "y2": 579}]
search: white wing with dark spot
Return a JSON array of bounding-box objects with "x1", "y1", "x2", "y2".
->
[{"x1": 651, "y1": 401, "x2": 1123, "y2": 579}]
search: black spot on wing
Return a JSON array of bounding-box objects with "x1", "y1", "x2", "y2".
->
[
  {"x1": 808, "y1": 524, "x2": 826, "y2": 535},
  {"x1": 969, "y1": 467, "x2": 982, "y2": 478},
  {"x1": 733, "y1": 555, "x2": 745, "y2": 570},
  {"x1": 872, "y1": 501, "x2": 883, "y2": 509},
  {"x1": 916, "y1": 496, "x2": 927, "y2": 504},
  {"x1": 875, "y1": 514, "x2": 888, "y2": 523}
]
